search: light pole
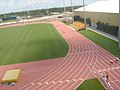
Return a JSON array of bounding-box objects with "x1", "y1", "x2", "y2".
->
[
  {"x1": 83, "y1": 0, "x2": 86, "y2": 29},
  {"x1": 71, "y1": 0, "x2": 74, "y2": 22},
  {"x1": 63, "y1": 0, "x2": 66, "y2": 22},
  {"x1": 47, "y1": 5, "x2": 49, "y2": 16},
  {"x1": 23, "y1": 4, "x2": 27, "y2": 17},
  {"x1": 26, "y1": 6, "x2": 30, "y2": 16},
  {"x1": 3, "y1": 8, "x2": 6, "y2": 18},
  {"x1": 118, "y1": 0, "x2": 120, "y2": 48},
  {"x1": 0, "y1": 0, "x2": 6, "y2": 18},
  {"x1": 35, "y1": 0, "x2": 40, "y2": 16},
  {"x1": 63, "y1": 0, "x2": 66, "y2": 13}
]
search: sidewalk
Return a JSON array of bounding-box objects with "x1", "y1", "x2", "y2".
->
[{"x1": 87, "y1": 27, "x2": 119, "y2": 42}]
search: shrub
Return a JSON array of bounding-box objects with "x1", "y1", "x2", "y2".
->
[
  {"x1": 74, "y1": 16, "x2": 91, "y2": 26},
  {"x1": 96, "y1": 21, "x2": 119, "y2": 37},
  {"x1": 74, "y1": 16, "x2": 81, "y2": 21},
  {"x1": 86, "y1": 18, "x2": 91, "y2": 26}
]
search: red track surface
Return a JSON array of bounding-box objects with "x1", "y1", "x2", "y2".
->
[
  {"x1": 0, "y1": 20, "x2": 120, "y2": 90},
  {"x1": 0, "y1": 58, "x2": 63, "y2": 90}
]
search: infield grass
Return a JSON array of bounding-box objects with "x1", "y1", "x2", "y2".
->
[
  {"x1": 79, "y1": 30, "x2": 120, "y2": 58},
  {"x1": 0, "y1": 24, "x2": 68, "y2": 65},
  {"x1": 76, "y1": 78, "x2": 105, "y2": 90}
]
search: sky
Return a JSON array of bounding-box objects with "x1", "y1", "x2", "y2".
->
[{"x1": 0, "y1": 0, "x2": 108, "y2": 14}]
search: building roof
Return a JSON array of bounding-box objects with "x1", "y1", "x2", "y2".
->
[{"x1": 74, "y1": 0, "x2": 119, "y2": 13}]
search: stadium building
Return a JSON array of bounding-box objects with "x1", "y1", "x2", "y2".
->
[
  {"x1": 74, "y1": 0, "x2": 120, "y2": 47},
  {"x1": 74, "y1": 0, "x2": 119, "y2": 27}
]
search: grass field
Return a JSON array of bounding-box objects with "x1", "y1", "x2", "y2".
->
[
  {"x1": 79, "y1": 30, "x2": 120, "y2": 58},
  {"x1": 76, "y1": 78, "x2": 105, "y2": 90},
  {"x1": 0, "y1": 24, "x2": 68, "y2": 65}
]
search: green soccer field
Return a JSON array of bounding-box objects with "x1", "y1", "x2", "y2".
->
[
  {"x1": 0, "y1": 24, "x2": 68, "y2": 65},
  {"x1": 76, "y1": 78, "x2": 105, "y2": 90}
]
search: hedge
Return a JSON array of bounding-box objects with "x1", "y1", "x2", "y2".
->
[
  {"x1": 96, "y1": 21, "x2": 118, "y2": 37},
  {"x1": 74, "y1": 16, "x2": 91, "y2": 26}
]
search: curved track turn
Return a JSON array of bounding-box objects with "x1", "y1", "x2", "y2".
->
[{"x1": 15, "y1": 20, "x2": 120, "y2": 90}]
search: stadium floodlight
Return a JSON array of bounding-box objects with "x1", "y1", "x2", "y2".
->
[
  {"x1": 63, "y1": 0, "x2": 66, "y2": 13},
  {"x1": 47, "y1": 5, "x2": 49, "y2": 16},
  {"x1": 83, "y1": 0, "x2": 86, "y2": 29},
  {"x1": 118, "y1": 1, "x2": 120, "y2": 48},
  {"x1": 26, "y1": 6, "x2": 30, "y2": 16},
  {"x1": 31, "y1": 0, "x2": 39, "y2": 16},
  {"x1": 23, "y1": 4, "x2": 28, "y2": 17},
  {"x1": 63, "y1": 0, "x2": 66, "y2": 21},
  {"x1": 3, "y1": 8, "x2": 6, "y2": 18},
  {"x1": 71, "y1": 0, "x2": 74, "y2": 22},
  {"x1": 0, "y1": 0, "x2": 6, "y2": 18},
  {"x1": 36, "y1": 0, "x2": 40, "y2": 16}
]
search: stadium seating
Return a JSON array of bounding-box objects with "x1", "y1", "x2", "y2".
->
[{"x1": 70, "y1": 22, "x2": 85, "y2": 30}]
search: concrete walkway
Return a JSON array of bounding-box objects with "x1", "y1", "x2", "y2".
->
[{"x1": 87, "y1": 27, "x2": 119, "y2": 42}]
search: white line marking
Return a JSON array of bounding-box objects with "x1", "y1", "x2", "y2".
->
[
  {"x1": 73, "y1": 79, "x2": 77, "y2": 81},
  {"x1": 52, "y1": 81, "x2": 55, "y2": 84},
  {"x1": 44, "y1": 82, "x2": 48, "y2": 85}
]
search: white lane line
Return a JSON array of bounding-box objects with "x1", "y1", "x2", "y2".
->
[
  {"x1": 65, "y1": 80, "x2": 70, "y2": 83},
  {"x1": 44, "y1": 82, "x2": 49, "y2": 85},
  {"x1": 38, "y1": 83, "x2": 41, "y2": 85},
  {"x1": 109, "y1": 79, "x2": 120, "y2": 83},
  {"x1": 52, "y1": 81, "x2": 55, "y2": 84},
  {"x1": 31, "y1": 83, "x2": 35, "y2": 86},
  {"x1": 93, "y1": 70, "x2": 96, "y2": 73},
  {"x1": 97, "y1": 66, "x2": 120, "y2": 72},
  {"x1": 73, "y1": 79, "x2": 77, "y2": 82},
  {"x1": 58, "y1": 81, "x2": 63, "y2": 83}
]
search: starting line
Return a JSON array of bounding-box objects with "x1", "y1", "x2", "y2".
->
[{"x1": 30, "y1": 78, "x2": 83, "y2": 86}]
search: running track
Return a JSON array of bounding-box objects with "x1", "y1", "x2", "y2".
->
[
  {"x1": 1, "y1": 20, "x2": 120, "y2": 90},
  {"x1": 17, "y1": 20, "x2": 120, "y2": 90}
]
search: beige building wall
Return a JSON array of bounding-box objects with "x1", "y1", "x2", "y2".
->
[
  {"x1": 74, "y1": 11, "x2": 119, "y2": 26},
  {"x1": 99, "y1": 13, "x2": 110, "y2": 24},
  {"x1": 86, "y1": 12, "x2": 100, "y2": 24},
  {"x1": 109, "y1": 13, "x2": 118, "y2": 26}
]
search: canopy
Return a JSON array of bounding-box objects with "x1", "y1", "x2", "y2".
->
[{"x1": 74, "y1": 0, "x2": 119, "y2": 13}]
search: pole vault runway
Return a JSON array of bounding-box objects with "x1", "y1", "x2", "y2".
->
[{"x1": 1, "y1": 20, "x2": 120, "y2": 90}]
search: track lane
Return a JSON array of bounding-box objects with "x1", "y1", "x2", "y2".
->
[{"x1": 17, "y1": 20, "x2": 120, "y2": 90}]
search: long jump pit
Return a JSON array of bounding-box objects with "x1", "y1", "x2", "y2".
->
[{"x1": 1, "y1": 69, "x2": 21, "y2": 84}]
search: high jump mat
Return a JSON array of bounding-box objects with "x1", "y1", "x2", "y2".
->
[{"x1": 1, "y1": 69, "x2": 21, "y2": 84}]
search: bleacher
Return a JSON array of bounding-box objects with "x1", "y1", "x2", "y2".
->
[{"x1": 70, "y1": 22, "x2": 85, "y2": 30}]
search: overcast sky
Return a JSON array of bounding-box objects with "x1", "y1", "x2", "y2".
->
[{"x1": 0, "y1": 0, "x2": 108, "y2": 14}]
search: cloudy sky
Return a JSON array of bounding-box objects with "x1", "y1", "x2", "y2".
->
[{"x1": 0, "y1": 0, "x2": 107, "y2": 14}]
